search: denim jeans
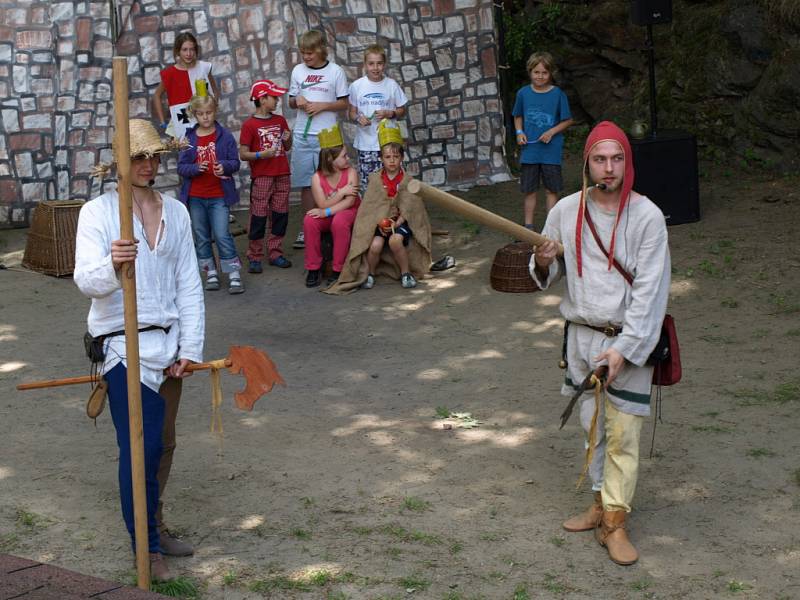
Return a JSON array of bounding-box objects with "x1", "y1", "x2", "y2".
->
[{"x1": 188, "y1": 196, "x2": 241, "y2": 273}]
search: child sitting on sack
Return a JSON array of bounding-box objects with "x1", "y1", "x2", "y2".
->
[{"x1": 324, "y1": 120, "x2": 431, "y2": 294}]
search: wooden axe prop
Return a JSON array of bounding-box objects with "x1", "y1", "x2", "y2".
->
[
  {"x1": 17, "y1": 345, "x2": 285, "y2": 411},
  {"x1": 406, "y1": 179, "x2": 565, "y2": 256}
]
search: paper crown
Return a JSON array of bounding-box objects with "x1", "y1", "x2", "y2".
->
[
  {"x1": 318, "y1": 123, "x2": 344, "y2": 149},
  {"x1": 377, "y1": 119, "x2": 403, "y2": 148}
]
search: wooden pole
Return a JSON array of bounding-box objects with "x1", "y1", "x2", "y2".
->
[
  {"x1": 112, "y1": 56, "x2": 150, "y2": 589},
  {"x1": 406, "y1": 179, "x2": 564, "y2": 256},
  {"x1": 17, "y1": 359, "x2": 231, "y2": 391}
]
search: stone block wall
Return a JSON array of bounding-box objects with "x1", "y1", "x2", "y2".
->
[{"x1": 0, "y1": 0, "x2": 511, "y2": 228}]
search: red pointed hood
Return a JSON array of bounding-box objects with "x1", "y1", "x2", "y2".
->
[{"x1": 574, "y1": 121, "x2": 635, "y2": 277}]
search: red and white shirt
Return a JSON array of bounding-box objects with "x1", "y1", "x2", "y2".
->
[
  {"x1": 159, "y1": 61, "x2": 213, "y2": 140},
  {"x1": 240, "y1": 114, "x2": 291, "y2": 178},
  {"x1": 189, "y1": 132, "x2": 223, "y2": 198}
]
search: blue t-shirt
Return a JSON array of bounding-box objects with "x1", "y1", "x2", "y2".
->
[{"x1": 511, "y1": 85, "x2": 571, "y2": 165}]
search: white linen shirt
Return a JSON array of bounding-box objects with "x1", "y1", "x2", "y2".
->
[
  {"x1": 530, "y1": 190, "x2": 670, "y2": 368},
  {"x1": 74, "y1": 191, "x2": 204, "y2": 391}
]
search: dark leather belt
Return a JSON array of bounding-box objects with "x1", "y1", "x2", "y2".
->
[
  {"x1": 101, "y1": 324, "x2": 171, "y2": 342},
  {"x1": 573, "y1": 322, "x2": 622, "y2": 337}
]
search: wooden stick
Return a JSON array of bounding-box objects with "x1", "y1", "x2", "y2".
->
[
  {"x1": 112, "y1": 56, "x2": 149, "y2": 589},
  {"x1": 406, "y1": 179, "x2": 564, "y2": 256},
  {"x1": 17, "y1": 359, "x2": 231, "y2": 391}
]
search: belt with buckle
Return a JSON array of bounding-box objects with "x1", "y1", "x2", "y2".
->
[{"x1": 574, "y1": 322, "x2": 622, "y2": 337}]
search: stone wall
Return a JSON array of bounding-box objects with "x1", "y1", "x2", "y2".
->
[{"x1": 0, "y1": 0, "x2": 511, "y2": 228}]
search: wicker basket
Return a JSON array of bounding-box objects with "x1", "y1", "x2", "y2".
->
[
  {"x1": 490, "y1": 241, "x2": 540, "y2": 293},
  {"x1": 22, "y1": 200, "x2": 84, "y2": 277}
]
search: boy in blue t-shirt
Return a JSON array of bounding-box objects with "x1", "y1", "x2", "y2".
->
[{"x1": 512, "y1": 52, "x2": 573, "y2": 229}]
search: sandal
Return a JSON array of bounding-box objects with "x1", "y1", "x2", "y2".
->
[
  {"x1": 228, "y1": 278, "x2": 245, "y2": 295},
  {"x1": 205, "y1": 274, "x2": 220, "y2": 291}
]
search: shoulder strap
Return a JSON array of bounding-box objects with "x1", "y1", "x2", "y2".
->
[{"x1": 584, "y1": 209, "x2": 634, "y2": 285}]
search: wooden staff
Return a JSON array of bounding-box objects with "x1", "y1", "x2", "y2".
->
[
  {"x1": 112, "y1": 56, "x2": 150, "y2": 588},
  {"x1": 17, "y1": 359, "x2": 230, "y2": 390},
  {"x1": 406, "y1": 179, "x2": 565, "y2": 256}
]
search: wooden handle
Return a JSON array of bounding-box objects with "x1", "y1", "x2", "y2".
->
[
  {"x1": 406, "y1": 179, "x2": 564, "y2": 256},
  {"x1": 17, "y1": 359, "x2": 232, "y2": 391}
]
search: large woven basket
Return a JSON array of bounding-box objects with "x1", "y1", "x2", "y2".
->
[
  {"x1": 490, "y1": 241, "x2": 540, "y2": 293},
  {"x1": 22, "y1": 200, "x2": 84, "y2": 277}
]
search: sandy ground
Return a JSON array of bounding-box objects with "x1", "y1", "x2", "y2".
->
[{"x1": 1, "y1": 167, "x2": 799, "y2": 600}]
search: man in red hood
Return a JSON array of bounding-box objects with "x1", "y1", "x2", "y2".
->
[{"x1": 531, "y1": 121, "x2": 671, "y2": 565}]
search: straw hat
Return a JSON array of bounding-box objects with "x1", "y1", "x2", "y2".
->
[
  {"x1": 93, "y1": 119, "x2": 181, "y2": 178},
  {"x1": 127, "y1": 119, "x2": 173, "y2": 158}
]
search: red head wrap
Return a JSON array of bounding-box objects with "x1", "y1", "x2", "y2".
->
[{"x1": 574, "y1": 121, "x2": 635, "y2": 277}]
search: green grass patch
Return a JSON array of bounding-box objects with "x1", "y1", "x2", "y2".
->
[
  {"x1": 727, "y1": 579, "x2": 749, "y2": 593},
  {"x1": 380, "y1": 523, "x2": 442, "y2": 545},
  {"x1": 541, "y1": 574, "x2": 565, "y2": 594},
  {"x1": 720, "y1": 297, "x2": 739, "y2": 308},
  {"x1": 435, "y1": 405, "x2": 451, "y2": 418},
  {"x1": 290, "y1": 527, "x2": 312, "y2": 540},
  {"x1": 786, "y1": 328, "x2": 800, "y2": 337},
  {"x1": 351, "y1": 525, "x2": 373, "y2": 536},
  {"x1": 398, "y1": 574, "x2": 430, "y2": 592},
  {"x1": 402, "y1": 496, "x2": 431, "y2": 512},
  {"x1": 150, "y1": 576, "x2": 199, "y2": 598},
  {"x1": 691, "y1": 424, "x2": 731, "y2": 433},
  {"x1": 249, "y1": 574, "x2": 311, "y2": 592},
  {"x1": 631, "y1": 579, "x2": 652, "y2": 591},
  {"x1": 793, "y1": 468, "x2": 800, "y2": 487},
  {"x1": 746, "y1": 447, "x2": 776, "y2": 458},
  {"x1": 512, "y1": 583, "x2": 531, "y2": 600},
  {"x1": 731, "y1": 382, "x2": 799, "y2": 406},
  {"x1": 548, "y1": 535, "x2": 565, "y2": 547},
  {"x1": 449, "y1": 540, "x2": 464, "y2": 555},
  {"x1": 15, "y1": 508, "x2": 46, "y2": 529}
]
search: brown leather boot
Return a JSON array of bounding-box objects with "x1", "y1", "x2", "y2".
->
[
  {"x1": 159, "y1": 528, "x2": 194, "y2": 557},
  {"x1": 149, "y1": 552, "x2": 172, "y2": 581},
  {"x1": 595, "y1": 510, "x2": 639, "y2": 565},
  {"x1": 562, "y1": 491, "x2": 603, "y2": 532}
]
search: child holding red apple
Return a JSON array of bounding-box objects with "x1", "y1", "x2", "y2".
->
[{"x1": 324, "y1": 121, "x2": 432, "y2": 294}]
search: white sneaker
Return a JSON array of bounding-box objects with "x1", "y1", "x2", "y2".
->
[
  {"x1": 293, "y1": 231, "x2": 305, "y2": 249},
  {"x1": 361, "y1": 274, "x2": 375, "y2": 289},
  {"x1": 401, "y1": 273, "x2": 417, "y2": 289}
]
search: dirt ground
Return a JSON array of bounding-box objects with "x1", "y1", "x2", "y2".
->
[{"x1": 1, "y1": 163, "x2": 799, "y2": 600}]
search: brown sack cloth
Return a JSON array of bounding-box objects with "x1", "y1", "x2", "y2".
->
[{"x1": 324, "y1": 171, "x2": 432, "y2": 295}]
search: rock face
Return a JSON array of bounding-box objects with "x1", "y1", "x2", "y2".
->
[
  {"x1": 508, "y1": 0, "x2": 799, "y2": 167},
  {"x1": 0, "y1": 0, "x2": 511, "y2": 228}
]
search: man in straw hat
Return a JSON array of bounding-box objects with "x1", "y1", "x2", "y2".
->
[
  {"x1": 74, "y1": 119, "x2": 205, "y2": 580},
  {"x1": 530, "y1": 121, "x2": 670, "y2": 565}
]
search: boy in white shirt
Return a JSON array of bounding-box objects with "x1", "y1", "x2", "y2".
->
[
  {"x1": 288, "y1": 30, "x2": 349, "y2": 248},
  {"x1": 349, "y1": 44, "x2": 408, "y2": 191}
]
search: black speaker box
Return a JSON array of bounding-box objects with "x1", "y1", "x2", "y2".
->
[
  {"x1": 630, "y1": 0, "x2": 672, "y2": 25},
  {"x1": 630, "y1": 130, "x2": 700, "y2": 226}
]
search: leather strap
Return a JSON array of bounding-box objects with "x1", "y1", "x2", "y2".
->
[{"x1": 584, "y1": 210, "x2": 634, "y2": 286}]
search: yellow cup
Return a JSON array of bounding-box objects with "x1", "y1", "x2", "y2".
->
[{"x1": 195, "y1": 79, "x2": 208, "y2": 97}]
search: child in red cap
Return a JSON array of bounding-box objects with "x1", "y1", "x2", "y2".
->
[{"x1": 239, "y1": 80, "x2": 293, "y2": 273}]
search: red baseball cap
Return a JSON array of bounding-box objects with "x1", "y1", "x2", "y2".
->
[{"x1": 250, "y1": 79, "x2": 288, "y2": 100}]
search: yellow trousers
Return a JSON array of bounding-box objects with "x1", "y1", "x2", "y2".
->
[{"x1": 580, "y1": 395, "x2": 643, "y2": 512}]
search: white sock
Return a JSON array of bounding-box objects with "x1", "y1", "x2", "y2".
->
[
  {"x1": 206, "y1": 269, "x2": 218, "y2": 279},
  {"x1": 229, "y1": 270, "x2": 241, "y2": 281}
]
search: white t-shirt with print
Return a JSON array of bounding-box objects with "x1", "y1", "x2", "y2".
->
[
  {"x1": 348, "y1": 76, "x2": 408, "y2": 151},
  {"x1": 288, "y1": 61, "x2": 349, "y2": 136}
]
